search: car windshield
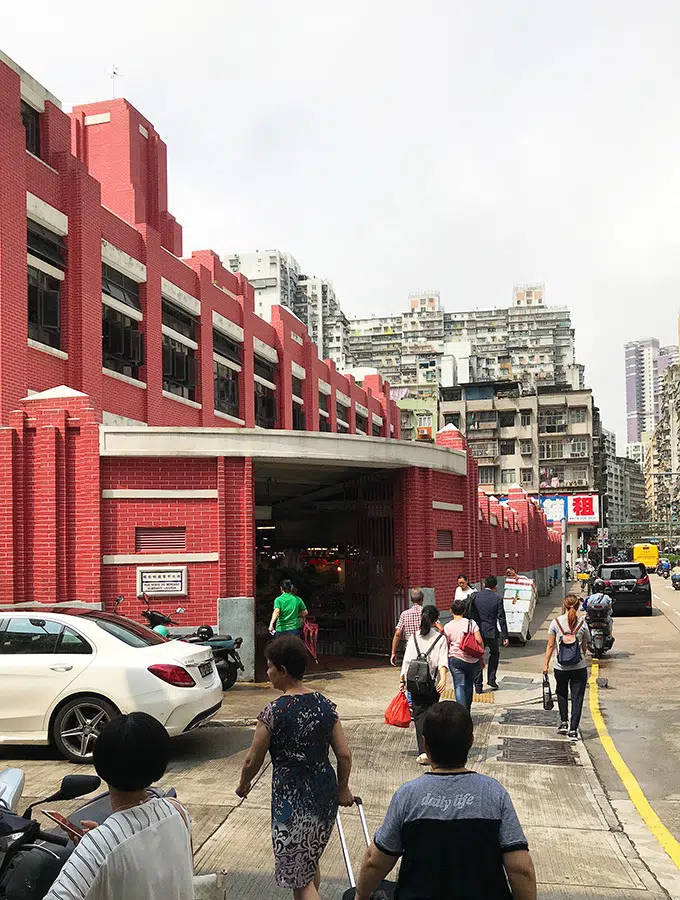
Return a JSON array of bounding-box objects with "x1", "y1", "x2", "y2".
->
[
  {"x1": 90, "y1": 614, "x2": 167, "y2": 648},
  {"x1": 600, "y1": 566, "x2": 643, "y2": 581}
]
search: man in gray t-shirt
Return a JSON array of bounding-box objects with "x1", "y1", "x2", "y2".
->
[{"x1": 356, "y1": 702, "x2": 536, "y2": 900}]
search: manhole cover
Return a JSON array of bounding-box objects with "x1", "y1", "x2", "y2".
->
[
  {"x1": 499, "y1": 737, "x2": 577, "y2": 766},
  {"x1": 500, "y1": 708, "x2": 560, "y2": 727}
]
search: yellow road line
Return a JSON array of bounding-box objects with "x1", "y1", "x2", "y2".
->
[{"x1": 589, "y1": 660, "x2": 680, "y2": 868}]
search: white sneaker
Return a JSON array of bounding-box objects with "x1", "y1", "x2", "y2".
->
[{"x1": 417, "y1": 753, "x2": 430, "y2": 766}]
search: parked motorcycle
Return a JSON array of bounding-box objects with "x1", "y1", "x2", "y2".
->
[
  {"x1": 0, "y1": 768, "x2": 177, "y2": 899},
  {"x1": 672, "y1": 573, "x2": 680, "y2": 591},
  {"x1": 585, "y1": 580, "x2": 615, "y2": 659},
  {"x1": 113, "y1": 595, "x2": 245, "y2": 690}
]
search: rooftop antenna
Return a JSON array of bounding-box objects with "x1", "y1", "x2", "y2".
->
[{"x1": 109, "y1": 65, "x2": 120, "y2": 99}]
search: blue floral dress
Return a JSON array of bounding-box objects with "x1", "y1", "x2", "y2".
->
[{"x1": 258, "y1": 692, "x2": 339, "y2": 889}]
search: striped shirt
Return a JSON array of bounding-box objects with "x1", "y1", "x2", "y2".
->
[{"x1": 44, "y1": 796, "x2": 194, "y2": 900}]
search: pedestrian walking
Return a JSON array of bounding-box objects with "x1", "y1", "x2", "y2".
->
[
  {"x1": 390, "y1": 588, "x2": 425, "y2": 665},
  {"x1": 400, "y1": 605, "x2": 448, "y2": 765},
  {"x1": 454, "y1": 573, "x2": 476, "y2": 605},
  {"x1": 355, "y1": 701, "x2": 537, "y2": 900},
  {"x1": 268, "y1": 579, "x2": 308, "y2": 637},
  {"x1": 236, "y1": 635, "x2": 353, "y2": 900},
  {"x1": 444, "y1": 597, "x2": 484, "y2": 710},
  {"x1": 543, "y1": 593, "x2": 591, "y2": 740},
  {"x1": 473, "y1": 575, "x2": 509, "y2": 693},
  {"x1": 44, "y1": 713, "x2": 194, "y2": 900}
]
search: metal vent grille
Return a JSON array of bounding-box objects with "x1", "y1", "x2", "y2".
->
[
  {"x1": 135, "y1": 527, "x2": 186, "y2": 552},
  {"x1": 500, "y1": 708, "x2": 560, "y2": 727},
  {"x1": 436, "y1": 529, "x2": 453, "y2": 550},
  {"x1": 499, "y1": 737, "x2": 577, "y2": 766}
]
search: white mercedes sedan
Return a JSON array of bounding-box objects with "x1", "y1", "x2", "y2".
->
[{"x1": 0, "y1": 607, "x2": 223, "y2": 762}]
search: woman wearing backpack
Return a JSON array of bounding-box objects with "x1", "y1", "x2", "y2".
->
[
  {"x1": 400, "y1": 605, "x2": 448, "y2": 765},
  {"x1": 543, "y1": 593, "x2": 591, "y2": 741}
]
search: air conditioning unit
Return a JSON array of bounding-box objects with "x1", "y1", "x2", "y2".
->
[{"x1": 417, "y1": 427, "x2": 432, "y2": 440}]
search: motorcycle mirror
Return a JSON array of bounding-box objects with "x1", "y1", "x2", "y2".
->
[{"x1": 22, "y1": 774, "x2": 101, "y2": 819}]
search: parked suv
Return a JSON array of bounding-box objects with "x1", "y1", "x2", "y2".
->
[{"x1": 596, "y1": 562, "x2": 652, "y2": 616}]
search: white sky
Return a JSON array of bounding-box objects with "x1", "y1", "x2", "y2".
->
[{"x1": 4, "y1": 0, "x2": 680, "y2": 445}]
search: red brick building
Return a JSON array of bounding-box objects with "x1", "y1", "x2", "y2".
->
[{"x1": 0, "y1": 53, "x2": 561, "y2": 674}]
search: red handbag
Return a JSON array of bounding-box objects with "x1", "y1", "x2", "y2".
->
[
  {"x1": 384, "y1": 691, "x2": 411, "y2": 728},
  {"x1": 460, "y1": 619, "x2": 484, "y2": 659}
]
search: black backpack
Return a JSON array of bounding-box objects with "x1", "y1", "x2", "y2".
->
[
  {"x1": 555, "y1": 618, "x2": 584, "y2": 667},
  {"x1": 406, "y1": 633, "x2": 444, "y2": 695}
]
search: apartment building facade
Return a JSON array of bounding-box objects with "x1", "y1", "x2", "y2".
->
[
  {"x1": 625, "y1": 338, "x2": 679, "y2": 442},
  {"x1": 225, "y1": 250, "x2": 302, "y2": 324},
  {"x1": 295, "y1": 275, "x2": 353, "y2": 372}
]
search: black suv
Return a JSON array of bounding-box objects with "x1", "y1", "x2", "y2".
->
[{"x1": 596, "y1": 562, "x2": 652, "y2": 616}]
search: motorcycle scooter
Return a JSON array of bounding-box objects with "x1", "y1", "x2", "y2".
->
[
  {"x1": 672, "y1": 572, "x2": 680, "y2": 591},
  {"x1": 0, "y1": 768, "x2": 177, "y2": 899},
  {"x1": 584, "y1": 585, "x2": 615, "y2": 659},
  {"x1": 113, "y1": 595, "x2": 245, "y2": 690}
]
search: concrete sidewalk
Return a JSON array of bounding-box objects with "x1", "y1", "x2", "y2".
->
[{"x1": 187, "y1": 592, "x2": 671, "y2": 898}]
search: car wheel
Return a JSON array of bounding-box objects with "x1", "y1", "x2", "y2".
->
[
  {"x1": 52, "y1": 696, "x2": 118, "y2": 763},
  {"x1": 645, "y1": 607, "x2": 653, "y2": 617}
]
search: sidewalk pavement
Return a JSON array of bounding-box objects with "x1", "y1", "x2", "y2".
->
[{"x1": 182, "y1": 585, "x2": 672, "y2": 898}]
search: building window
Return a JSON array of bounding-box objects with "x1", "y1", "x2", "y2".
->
[
  {"x1": 520, "y1": 410, "x2": 531, "y2": 427},
  {"x1": 521, "y1": 468, "x2": 533, "y2": 485},
  {"x1": 436, "y1": 530, "x2": 453, "y2": 550},
  {"x1": 292, "y1": 375, "x2": 304, "y2": 399},
  {"x1": 28, "y1": 220, "x2": 66, "y2": 270},
  {"x1": 444, "y1": 413, "x2": 460, "y2": 428},
  {"x1": 417, "y1": 415, "x2": 432, "y2": 428},
  {"x1": 539, "y1": 440, "x2": 564, "y2": 460},
  {"x1": 162, "y1": 300, "x2": 195, "y2": 341},
  {"x1": 255, "y1": 380, "x2": 276, "y2": 428},
  {"x1": 319, "y1": 417, "x2": 331, "y2": 432},
  {"x1": 21, "y1": 100, "x2": 40, "y2": 157},
  {"x1": 254, "y1": 356, "x2": 276, "y2": 383},
  {"x1": 471, "y1": 441, "x2": 497, "y2": 459},
  {"x1": 336, "y1": 403, "x2": 349, "y2": 426},
  {"x1": 356, "y1": 413, "x2": 368, "y2": 433},
  {"x1": 292, "y1": 403, "x2": 305, "y2": 431},
  {"x1": 440, "y1": 387, "x2": 462, "y2": 402},
  {"x1": 569, "y1": 439, "x2": 588, "y2": 457},
  {"x1": 520, "y1": 440, "x2": 533, "y2": 455},
  {"x1": 135, "y1": 527, "x2": 186, "y2": 552},
  {"x1": 538, "y1": 409, "x2": 567, "y2": 433},
  {"x1": 499, "y1": 411, "x2": 515, "y2": 428},
  {"x1": 28, "y1": 267, "x2": 61, "y2": 349},
  {"x1": 318, "y1": 392, "x2": 329, "y2": 413},
  {"x1": 478, "y1": 466, "x2": 496, "y2": 484},
  {"x1": 214, "y1": 360, "x2": 239, "y2": 418},
  {"x1": 500, "y1": 439, "x2": 516, "y2": 456},
  {"x1": 372, "y1": 423, "x2": 382, "y2": 437},
  {"x1": 163, "y1": 336, "x2": 197, "y2": 400},
  {"x1": 213, "y1": 329, "x2": 242, "y2": 366},
  {"x1": 501, "y1": 468, "x2": 516, "y2": 485},
  {"x1": 569, "y1": 407, "x2": 588, "y2": 424},
  {"x1": 102, "y1": 263, "x2": 141, "y2": 311},
  {"x1": 103, "y1": 306, "x2": 143, "y2": 379}
]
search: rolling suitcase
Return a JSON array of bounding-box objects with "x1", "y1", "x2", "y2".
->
[{"x1": 337, "y1": 796, "x2": 396, "y2": 900}]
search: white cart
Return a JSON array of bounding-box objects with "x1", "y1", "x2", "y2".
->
[{"x1": 503, "y1": 576, "x2": 536, "y2": 645}]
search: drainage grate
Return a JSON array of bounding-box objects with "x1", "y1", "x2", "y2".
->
[
  {"x1": 499, "y1": 737, "x2": 577, "y2": 766},
  {"x1": 500, "y1": 707, "x2": 560, "y2": 727}
]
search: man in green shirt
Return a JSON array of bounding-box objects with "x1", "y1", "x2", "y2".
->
[{"x1": 268, "y1": 579, "x2": 308, "y2": 637}]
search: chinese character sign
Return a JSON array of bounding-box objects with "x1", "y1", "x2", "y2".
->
[{"x1": 567, "y1": 494, "x2": 599, "y2": 524}]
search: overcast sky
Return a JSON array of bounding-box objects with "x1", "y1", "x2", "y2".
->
[{"x1": 4, "y1": 1, "x2": 680, "y2": 445}]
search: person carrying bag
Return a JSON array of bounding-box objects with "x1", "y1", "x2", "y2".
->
[
  {"x1": 543, "y1": 594, "x2": 591, "y2": 741},
  {"x1": 400, "y1": 606, "x2": 448, "y2": 766}
]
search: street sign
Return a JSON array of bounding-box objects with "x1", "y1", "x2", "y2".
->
[{"x1": 597, "y1": 527, "x2": 610, "y2": 549}]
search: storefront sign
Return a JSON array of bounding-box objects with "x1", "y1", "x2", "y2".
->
[
  {"x1": 136, "y1": 565, "x2": 187, "y2": 597},
  {"x1": 540, "y1": 494, "x2": 600, "y2": 526}
]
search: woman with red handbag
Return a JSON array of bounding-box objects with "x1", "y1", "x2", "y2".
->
[{"x1": 444, "y1": 597, "x2": 485, "y2": 710}]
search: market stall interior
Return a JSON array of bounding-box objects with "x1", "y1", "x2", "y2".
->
[{"x1": 255, "y1": 461, "x2": 404, "y2": 660}]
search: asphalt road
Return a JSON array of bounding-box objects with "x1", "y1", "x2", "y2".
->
[{"x1": 583, "y1": 573, "x2": 680, "y2": 843}]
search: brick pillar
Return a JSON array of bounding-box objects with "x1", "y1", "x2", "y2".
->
[
  {"x1": 138, "y1": 225, "x2": 164, "y2": 424},
  {"x1": 396, "y1": 468, "x2": 434, "y2": 592},
  {"x1": 218, "y1": 457, "x2": 255, "y2": 598},
  {"x1": 0, "y1": 64, "x2": 28, "y2": 423},
  {"x1": 435, "y1": 425, "x2": 478, "y2": 583},
  {"x1": 60, "y1": 159, "x2": 104, "y2": 399},
  {"x1": 235, "y1": 275, "x2": 255, "y2": 428},
  {"x1": 303, "y1": 340, "x2": 319, "y2": 431},
  {"x1": 196, "y1": 265, "x2": 214, "y2": 424}
]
